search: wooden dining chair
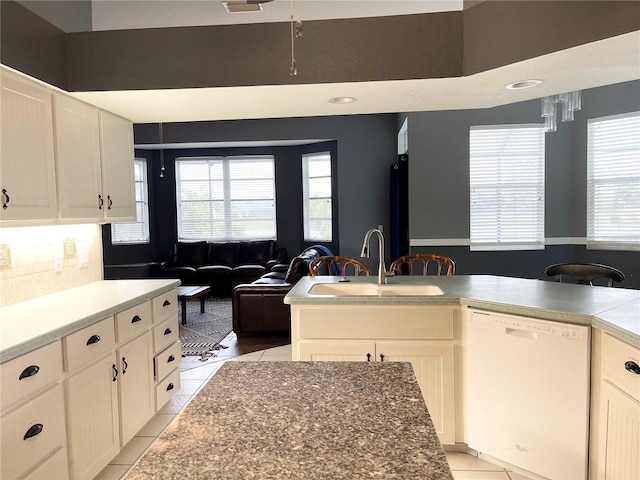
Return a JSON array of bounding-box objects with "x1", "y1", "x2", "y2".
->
[
  {"x1": 389, "y1": 254, "x2": 455, "y2": 276},
  {"x1": 309, "y1": 256, "x2": 371, "y2": 277},
  {"x1": 544, "y1": 263, "x2": 625, "y2": 287}
]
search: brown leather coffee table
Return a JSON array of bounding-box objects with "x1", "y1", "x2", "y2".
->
[{"x1": 177, "y1": 286, "x2": 211, "y2": 325}]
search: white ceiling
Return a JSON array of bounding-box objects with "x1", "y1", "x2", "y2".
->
[{"x1": 66, "y1": 1, "x2": 640, "y2": 124}]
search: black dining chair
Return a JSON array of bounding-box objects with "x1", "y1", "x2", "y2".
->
[{"x1": 544, "y1": 263, "x2": 625, "y2": 287}]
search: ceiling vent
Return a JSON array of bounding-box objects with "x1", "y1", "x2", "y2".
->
[{"x1": 222, "y1": 1, "x2": 272, "y2": 13}]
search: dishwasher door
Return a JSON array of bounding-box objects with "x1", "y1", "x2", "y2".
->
[{"x1": 466, "y1": 310, "x2": 590, "y2": 480}]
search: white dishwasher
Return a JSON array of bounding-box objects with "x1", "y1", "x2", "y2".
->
[{"x1": 465, "y1": 309, "x2": 590, "y2": 480}]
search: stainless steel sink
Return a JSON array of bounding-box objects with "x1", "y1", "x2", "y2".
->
[{"x1": 308, "y1": 283, "x2": 444, "y2": 296}]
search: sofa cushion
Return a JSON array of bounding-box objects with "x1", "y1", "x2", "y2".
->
[
  {"x1": 196, "y1": 265, "x2": 232, "y2": 278},
  {"x1": 232, "y1": 265, "x2": 267, "y2": 278},
  {"x1": 208, "y1": 242, "x2": 240, "y2": 266},
  {"x1": 239, "y1": 240, "x2": 274, "y2": 265},
  {"x1": 174, "y1": 241, "x2": 208, "y2": 268}
]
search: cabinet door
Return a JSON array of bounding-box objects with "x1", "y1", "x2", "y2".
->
[
  {"x1": 0, "y1": 69, "x2": 57, "y2": 222},
  {"x1": 597, "y1": 381, "x2": 640, "y2": 479},
  {"x1": 118, "y1": 331, "x2": 154, "y2": 446},
  {"x1": 376, "y1": 342, "x2": 454, "y2": 444},
  {"x1": 99, "y1": 111, "x2": 135, "y2": 221},
  {"x1": 54, "y1": 94, "x2": 103, "y2": 220},
  {"x1": 299, "y1": 341, "x2": 375, "y2": 362},
  {"x1": 65, "y1": 353, "x2": 120, "y2": 480}
]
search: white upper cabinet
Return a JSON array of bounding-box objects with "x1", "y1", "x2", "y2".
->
[
  {"x1": 0, "y1": 68, "x2": 58, "y2": 223},
  {"x1": 0, "y1": 66, "x2": 136, "y2": 225},
  {"x1": 99, "y1": 111, "x2": 136, "y2": 221},
  {"x1": 54, "y1": 93, "x2": 103, "y2": 220}
]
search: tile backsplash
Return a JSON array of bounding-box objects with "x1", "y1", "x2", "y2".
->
[{"x1": 0, "y1": 224, "x2": 102, "y2": 306}]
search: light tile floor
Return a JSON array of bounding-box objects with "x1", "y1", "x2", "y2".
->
[{"x1": 94, "y1": 343, "x2": 532, "y2": 480}]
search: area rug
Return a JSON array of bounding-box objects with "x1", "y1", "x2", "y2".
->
[{"x1": 178, "y1": 296, "x2": 232, "y2": 360}]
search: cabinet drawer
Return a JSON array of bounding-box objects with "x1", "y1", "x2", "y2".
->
[
  {"x1": 156, "y1": 368, "x2": 181, "y2": 411},
  {"x1": 1, "y1": 384, "x2": 66, "y2": 480},
  {"x1": 153, "y1": 316, "x2": 179, "y2": 354},
  {"x1": 21, "y1": 447, "x2": 69, "y2": 480},
  {"x1": 0, "y1": 341, "x2": 63, "y2": 411},
  {"x1": 152, "y1": 289, "x2": 178, "y2": 323},
  {"x1": 63, "y1": 316, "x2": 115, "y2": 372},
  {"x1": 155, "y1": 341, "x2": 182, "y2": 383},
  {"x1": 602, "y1": 333, "x2": 640, "y2": 401},
  {"x1": 299, "y1": 306, "x2": 454, "y2": 340},
  {"x1": 116, "y1": 301, "x2": 152, "y2": 343}
]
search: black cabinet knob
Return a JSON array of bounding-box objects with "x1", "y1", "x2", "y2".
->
[
  {"x1": 131, "y1": 315, "x2": 142, "y2": 323},
  {"x1": 167, "y1": 355, "x2": 176, "y2": 363},
  {"x1": 162, "y1": 300, "x2": 171, "y2": 307},
  {"x1": 366, "y1": 353, "x2": 372, "y2": 362},
  {"x1": 164, "y1": 328, "x2": 172, "y2": 336},
  {"x1": 18, "y1": 365, "x2": 40, "y2": 380},
  {"x1": 380, "y1": 353, "x2": 385, "y2": 362},
  {"x1": 166, "y1": 383, "x2": 174, "y2": 391},
  {"x1": 86, "y1": 334, "x2": 101, "y2": 346}
]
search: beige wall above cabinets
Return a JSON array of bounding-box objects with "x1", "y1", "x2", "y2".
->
[{"x1": 0, "y1": 66, "x2": 135, "y2": 227}]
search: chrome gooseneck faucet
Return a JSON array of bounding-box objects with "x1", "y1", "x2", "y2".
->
[{"x1": 360, "y1": 228, "x2": 389, "y2": 285}]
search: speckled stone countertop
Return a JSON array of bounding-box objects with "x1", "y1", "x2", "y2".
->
[
  {"x1": 126, "y1": 361, "x2": 453, "y2": 480},
  {"x1": 0, "y1": 279, "x2": 180, "y2": 363},
  {"x1": 285, "y1": 275, "x2": 640, "y2": 348}
]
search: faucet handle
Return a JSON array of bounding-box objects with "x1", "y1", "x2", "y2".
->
[{"x1": 384, "y1": 271, "x2": 395, "y2": 278}]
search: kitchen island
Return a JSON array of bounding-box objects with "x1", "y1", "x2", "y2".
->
[{"x1": 125, "y1": 361, "x2": 453, "y2": 480}]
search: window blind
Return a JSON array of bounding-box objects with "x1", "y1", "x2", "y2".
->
[
  {"x1": 587, "y1": 112, "x2": 640, "y2": 250},
  {"x1": 302, "y1": 152, "x2": 332, "y2": 242},
  {"x1": 176, "y1": 156, "x2": 276, "y2": 241},
  {"x1": 469, "y1": 125, "x2": 545, "y2": 250},
  {"x1": 111, "y1": 158, "x2": 150, "y2": 244}
]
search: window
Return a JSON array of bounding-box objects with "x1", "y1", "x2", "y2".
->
[
  {"x1": 175, "y1": 156, "x2": 276, "y2": 241},
  {"x1": 469, "y1": 125, "x2": 545, "y2": 250},
  {"x1": 587, "y1": 112, "x2": 640, "y2": 250},
  {"x1": 111, "y1": 158, "x2": 150, "y2": 244},
  {"x1": 302, "y1": 152, "x2": 332, "y2": 242}
]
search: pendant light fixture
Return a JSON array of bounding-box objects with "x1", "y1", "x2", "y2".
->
[{"x1": 289, "y1": 0, "x2": 302, "y2": 76}]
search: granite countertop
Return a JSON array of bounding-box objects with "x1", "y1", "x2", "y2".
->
[
  {"x1": 285, "y1": 275, "x2": 640, "y2": 348},
  {"x1": 126, "y1": 361, "x2": 453, "y2": 480},
  {"x1": 0, "y1": 279, "x2": 180, "y2": 364}
]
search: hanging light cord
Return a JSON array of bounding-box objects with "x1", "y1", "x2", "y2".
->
[
  {"x1": 289, "y1": 0, "x2": 296, "y2": 76},
  {"x1": 159, "y1": 123, "x2": 165, "y2": 178}
]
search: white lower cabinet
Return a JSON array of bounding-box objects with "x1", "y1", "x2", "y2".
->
[
  {"x1": 152, "y1": 314, "x2": 181, "y2": 412},
  {"x1": 65, "y1": 353, "x2": 120, "y2": 480},
  {"x1": 292, "y1": 304, "x2": 456, "y2": 444},
  {"x1": 21, "y1": 447, "x2": 69, "y2": 480},
  {"x1": 117, "y1": 331, "x2": 155, "y2": 446},
  {"x1": 591, "y1": 330, "x2": 640, "y2": 479}
]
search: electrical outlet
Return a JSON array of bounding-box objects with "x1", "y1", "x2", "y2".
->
[
  {"x1": 54, "y1": 253, "x2": 63, "y2": 272},
  {"x1": 0, "y1": 244, "x2": 11, "y2": 270},
  {"x1": 78, "y1": 250, "x2": 89, "y2": 268}
]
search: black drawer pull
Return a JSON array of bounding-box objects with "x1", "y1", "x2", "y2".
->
[
  {"x1": 122, "y1": 357, "x2": 128, "y2": 374},
  {"x1": 366, "y1": 353, "x2": 371, "y2": 362},
  {"x1": 131, "y1": 315, "x2": 142, "y2": 324},
  {"x1": 167, "y1": 355, "x2": 176, "y2": 363},
  {"x1": 86, "y1": 334, "x2": 101, "y2": 346},
  {"x1": 164, "y1": 328, "x2": 172, "y2": 336},
  {"x1": 107, "y1": 195, "x2": 113, "y2": 210},
  {"x1": 23, "y1": 423, "x2": 44, "y2": 440},
  {"x1": 625, "y1": 360, "x2": 640, "y2": 375},
  {"x1": 98, "y1": 194, "x2": 103, "y2": 210},
  {"x1": 166, "y1": 383, "x2": 175, "y2": 392},
  {"x1": 380, "y1": 353, "x2": 385, "y2": 362},
  {"x1": 163, "y1": 300, "x2": 171, "y2": 307},
  {"x1": 18, "y1": 365, "x2": 40, "y2": 380},
  {"x1": 2, "y1": 188, "x2": 9, "y2": 209},
  {"x1": 112, "y1": 364, "x2": 118, "y2": 382}
]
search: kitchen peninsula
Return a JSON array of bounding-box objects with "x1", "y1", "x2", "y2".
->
[{"x1": 125, "y1": 361, "x2": 454, "y2": 480}]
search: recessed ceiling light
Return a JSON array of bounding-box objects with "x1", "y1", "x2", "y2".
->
[
  {"x1": 328, "y1": 97, "x2": 356, "y2": 104},
  {"x1": 505, "y1": 80, "x2": 542, "y2": 90}
]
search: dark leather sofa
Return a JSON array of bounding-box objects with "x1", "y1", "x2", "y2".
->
[
  {"x1": 232, "y1": 245, "x2": 332, "y2": 337},
  {"x1": 151, "y1": 240, "x2": 287, "y2": 296}
]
